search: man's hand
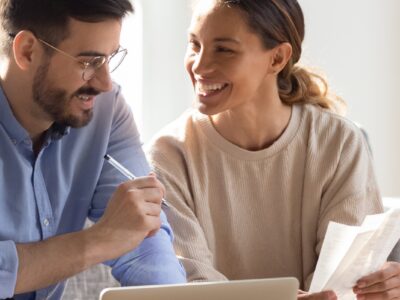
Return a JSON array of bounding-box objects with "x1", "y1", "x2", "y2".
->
[
  {"x1": 353, "y1": 261, "x2": 400, "y2": 299},
  {"x1": 14, "y1": 175, "x2": 166, "y2": 294},
  {"x1": 298, "y1": 289, "x2": 337, "y2": 299},
  {"x1": 90, "y1": 175, "x2": 166, "y2": 260}
]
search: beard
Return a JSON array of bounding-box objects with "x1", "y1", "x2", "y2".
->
[{"x1": 32, "y1": 60, "x2": 99, "y2": 128}]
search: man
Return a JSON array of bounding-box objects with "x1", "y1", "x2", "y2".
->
[{"x1": 0, "y1": 0, "x2": 186, "y2": 299}]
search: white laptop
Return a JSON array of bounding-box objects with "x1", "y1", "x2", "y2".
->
[{"x1": 99, "y1": 277, "x2": 299, "y2": 300}]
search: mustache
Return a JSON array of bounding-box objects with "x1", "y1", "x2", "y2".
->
[{"x1": 72, "y1": 87, "x2": 101, "y2": 97}]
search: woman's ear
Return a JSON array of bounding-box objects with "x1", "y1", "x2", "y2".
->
[
  {"x1": 270, "y1": 42, "x2": 292, "y2": 74},
  {"x1": 12, "y1": 31, "x2": 40, "y2": 70}
]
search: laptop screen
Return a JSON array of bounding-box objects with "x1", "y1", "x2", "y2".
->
[{"x1": 100, "y1": 277, "x2": 299, "y2": 300}]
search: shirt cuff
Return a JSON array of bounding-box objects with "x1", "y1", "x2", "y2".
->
[
  {"x1": 0, "y1": 240, "x2": 19, "y2": 298},
  {"x1": 106, "y1": 213, "x2": 186, "y2": 285}
]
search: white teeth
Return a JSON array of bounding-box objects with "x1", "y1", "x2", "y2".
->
[
  {"x1": 196, "y1": 83, "x2": 226, "y2": 94},
  {"x1": 77, "y1": 95, "x2": 90, "y2": 101}
]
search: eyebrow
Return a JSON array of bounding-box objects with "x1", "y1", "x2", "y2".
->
[
  {"x1": 189, "y1": 33, "x2": 240, "y2": 45},
  {"x1": 214, "y1": 37, "x2": 240, "y2": 44},
  {"x1": 77, "y1": 47, "x2": 121, "y2": 57}
]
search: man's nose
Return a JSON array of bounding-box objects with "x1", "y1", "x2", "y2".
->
[{"x1": 89, "y1": 64, "x2": 113, "y2": 93}]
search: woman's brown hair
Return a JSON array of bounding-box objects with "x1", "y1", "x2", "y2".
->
[{"x1": 218, "y1": 0, "x2": 345, "y2": 114}]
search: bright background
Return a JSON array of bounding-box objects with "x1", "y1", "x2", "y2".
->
[{"x1": 113, "y1": 0, "x2": 400, "y2": 197}]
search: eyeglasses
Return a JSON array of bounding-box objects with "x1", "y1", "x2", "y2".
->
[{"x1": 9, "y1": 33, "x2": 127, "y2": 81}]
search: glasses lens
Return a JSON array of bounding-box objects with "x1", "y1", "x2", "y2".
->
[
  {"x1": 108, "y1": 49, "x2": 127, "y2": 73},
  {"x1": 82, "y1": 57, "x2": 106, "y2": 81}
]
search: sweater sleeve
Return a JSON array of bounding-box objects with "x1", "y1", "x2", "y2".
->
[
  {"x1": 147, "y1": 137, "x2": 227, "y2": 282},
  {"x1": 305, "y1": 124, "x2": 384, "y2": 289}
]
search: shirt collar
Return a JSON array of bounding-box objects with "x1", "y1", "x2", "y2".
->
[{"x1": 0, "y1": 86, "x2": 70, "y2": 145}]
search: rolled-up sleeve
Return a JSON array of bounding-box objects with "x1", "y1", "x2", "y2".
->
[
  {"x1": 105, "y1": 211, "x2": 186, "y2": 285},
  {"x1": 0, "y1": 240, "x2": 18, "y2": 298}
]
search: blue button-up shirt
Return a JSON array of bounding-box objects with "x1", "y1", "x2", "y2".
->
[{"x1": 0, "y1": 84, "x2": 186, "y2": 299}]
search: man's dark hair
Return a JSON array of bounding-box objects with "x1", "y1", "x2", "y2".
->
[{"x1": 0, "y1": 0, "x2": 134, "y2": 54}]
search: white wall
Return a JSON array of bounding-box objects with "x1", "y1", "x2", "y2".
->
[
  {"x1": 141, "y1": 0, "x2": 193, "y2": 140},
  {"x1": 298, "y1": 0, "x2": 400, "y2": 196},
  {"x1": 137, "y1": 1, "x2": 400, "y2": 197},
  {"x1": 114, "y1": 0, "x2": 193, "y2": 135},
  {"x1": 114, "y1": 5, "x2": 144, "y2": 129}
]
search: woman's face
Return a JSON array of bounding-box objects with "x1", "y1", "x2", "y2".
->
[{"x1": 185, "y1": 1, "x2": 275, "y2": 115}]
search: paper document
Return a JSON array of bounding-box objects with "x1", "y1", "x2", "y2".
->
[{"x1": 310, "y1": 208, "x2": 400, "y2": 299}]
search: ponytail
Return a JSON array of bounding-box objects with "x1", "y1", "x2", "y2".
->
[{"x1": 278, "y1": 64, "x2": 346, "y2": 115}]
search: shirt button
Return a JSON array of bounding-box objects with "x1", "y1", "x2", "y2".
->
[
  {"x1": 11, "y1": 139, "x2": 17, "y2": 145},
  {"x1": 43, "y1": 219, "x2": 50, "y2": 226}
]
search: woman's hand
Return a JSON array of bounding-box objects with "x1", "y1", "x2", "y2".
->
[
  {"x1": 298, "y1": 289, "x2": 337, "y2": 299},
  {"x1": 353, "y1": 261, "x2": 400, "y2": 299}
]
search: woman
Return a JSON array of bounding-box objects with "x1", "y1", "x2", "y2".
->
[{"x1": 147, "y1": 0, "x2": 400, "y2": 298}]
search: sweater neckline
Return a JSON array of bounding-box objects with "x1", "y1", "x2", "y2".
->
[{"x1": 195, "y1": 104, "x2": 303, "y2": 160}]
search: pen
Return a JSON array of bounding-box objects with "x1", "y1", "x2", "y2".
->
[{"x1": 104, "y1": 154, "x2": 170, "y2": 208}]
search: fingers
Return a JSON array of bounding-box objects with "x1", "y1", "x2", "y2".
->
[
  {"x1": 122, "y1": 175, "x2": 164, "y2": 191},
  {"x1": 297, "y1": 290, "x2": 337, "y2": 300},
  {"x1": 356, "y1": 262, "x2": 400, "y2": 289},
  {"x1": 127, "y1": 187, "x2": 163, "y2": 207},
  {"x1": 91, "y1": 174, "x2": 168, "y2": 261},
  {"x1": 120, "y1": 176, "x2": 164, "y2": 206},
  {"x1": 142, "y1": 196, "x2": 162, "y2": 216},
  {"x1": 353, "y1": 287, "x2": 400, "y2": 300},
  {"x1": 354, "y1": 273, "x2": 400, "y2": 295},
  {"x1": 353, "y1": 262, "x2": 400, "y2": 300},
  {"x1": 148, "y1": 172, "x2": 166, "y2": 198}
]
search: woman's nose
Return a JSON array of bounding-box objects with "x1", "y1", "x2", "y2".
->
[{"x1": 191, "y1": 50, "x2": 215, "y2": 76}]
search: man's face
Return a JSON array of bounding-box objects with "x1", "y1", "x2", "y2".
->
[
  {"x1": 32, "y1": 59, "x2": 98, "y2": 127},
  {"x1": 32, "y1": 18, "x2": 122, "y2": 128}
]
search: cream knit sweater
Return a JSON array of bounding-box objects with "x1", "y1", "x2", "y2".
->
[{"x1": 147, "y1": 104, "x2": 383, "y2": 289}]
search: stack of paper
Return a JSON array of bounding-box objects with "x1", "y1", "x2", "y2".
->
[{"x1": 310, "y1": 208, "x2": 400, "y2": 299}]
